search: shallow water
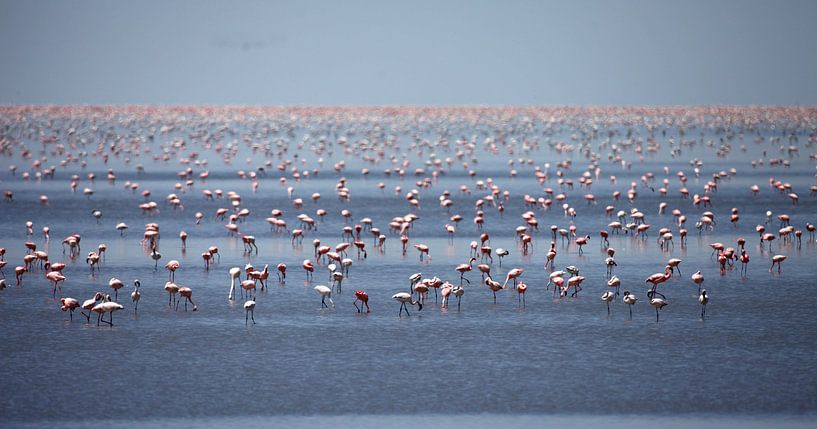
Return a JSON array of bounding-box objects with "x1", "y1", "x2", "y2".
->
[{"x1": 1, "y1": 107, "x2": 816, "y2": 427}]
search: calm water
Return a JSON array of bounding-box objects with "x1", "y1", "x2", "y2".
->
[{"x1": 1, "y1": 107, "x2": 816, "y2": 428}]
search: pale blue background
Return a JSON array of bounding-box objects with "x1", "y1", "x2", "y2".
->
[{"x1": 1, "y1": 0, "x2": 816, "y2": 105}]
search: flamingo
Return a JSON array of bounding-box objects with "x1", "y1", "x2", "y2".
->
[
  {"x1": 546, "y1": 270, "x2": 566, "y2": 290},
  {"x1": 165, "y1": 260, "x2": 180, "y2": 281},
  {"x1": 414, "y1": 244, "x2": 430, "y2": 261},
  {"x1": 452, "y1": 285, "x2": 464, "y2": 311},
  {"x1": 240, "y1": 280, "x2": 256, "y2": 300},
  {"x1": 699, "y1": 289, "x2": 709, "y2": 318},
  {"x1": 455, "y1": 257, "x2": 476, "y2": 285},
  {"x1": 151, "y1": 250, "x2": 162, "y2": 270},
  {"x1": 440, "y1": 282, "x2": 453, "y2": 308},
  {"x1": 601, "y1": 291, "x2": 615, "y2": 315},
  {"x1": 178, "y1": 287, "x2": 197, "y2": 311},
  {"x1": 650, "y1": 297, "x2": 668, "y2": 321},
  {"x1": 314, "y1": 285, "x2": 334, "y2": 308},
  {"x1": 495, "y1": 248, "x2": 509, "y2": 266},
  {"x1": 131, "y1": 280, "x2": 141, "y2": 313},
  {"x1": 544, "y1": 243, "x2": 557, "y2": 269},
  {"x1": 392, "y1": 292, "x2": 422, "y2": 316},
  {"x1": 46, "y1": 271, "x2": 66, "y2": 297},
  {"x1": 80, "y1": 292, "x2": 104, "y2": 322},
  {"x1": 92, "y1": 295, "x2": 124, "y2": 327},
  {"x1": 303, "y1": 259, "x2": 314, "y2": 280},
  {"x1": 645, "y1": 265, "x2": 672, "y2": 299},
  {"x1": 228, "y1": 267, "x2": 241, "y2": 300},
  {"x1": 607, "y1": 275, "x2": 621, "y2": 297},
  {"x1": 485, "y1": 277, "x2": 503, "y2": 303},
  {"x1": 502, "y1": 268, "x2": 524, "y2": 289},
  {"x1": 516, "y1": 282, "x2": 527, "y2": 307},
  {"x1": 691, "y1": 271, "x2": 704, "y2": 293},
  {"x1": 667, "y1": 258, "x2": 683, "y2": 276},
  {"x1": 108, "y1": 277, "x2": 124, "y2": 300},
  {"x1": 353, "y1": 290, "x2": 370, "y2": 313},
  {"x1": 331, "y1": 271, "x2": 344, "y2": 293},
  {"x1": 244, "y1": 299, "x2": 256, "y2": 325},
  {"x1": 566, "y1": 275, "x2": 585, "y2": 297},
  {"x1": 575, "y1": 234, "x2": 590, "y2": 254},
  {"x1": 770, "y1": 254, "x2": 787, "y2": 273},
  {"x1": 164, "y1": 282, "x2": 180, "y2": 308},
  {"x1": 622, "y1": 290, "x2": 638, "y2": 319},
  {"x1": 15, "y1": 266, "x2": 27, "y2": 286},
  {"x1": 605, "y1": 256, "x2": 617, "y2": 278},
  {"x1": 60, "y1": 297, "x2": 80, "y2": 320},
  {"x1": 739, "y1": 250, "x2": 750, "y2": 276}
]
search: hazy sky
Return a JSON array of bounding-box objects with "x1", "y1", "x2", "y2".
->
[{"x1": 1, "y1": 0, "x2": 816, "y2": 105}]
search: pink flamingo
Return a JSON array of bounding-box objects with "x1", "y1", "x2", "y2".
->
[
  {"x1": 502, "y1": 268, "x2": 524, "y2": 289},
  {"x1": 646, "y1": 265, "x2": 672, "y2": 299},
  {"x1": 60, "y1": 297, "x2": 80, "y2": 320},
  {"x1": 440, "y1": 282, "x2": 454, "y2": 308},
  {"x1": 414, "y1": 244, "x2": 430, "y2": 261},
  {"x1": 353, "y1": 290, "x2": 370, "y2": 313},
  {"x1": 178, "y1": 287, "x2": 197, "y2": 311},
  {"x1": 455, "y1": 257, "x2": 476, "y2": 285},
  {"x1": 303, "y1": 259, "x2": 314, "y2": 280},
  {"x1": 575, "y1": 234, "x2": 590, "y2": 254},
  {"x1": 165, "y1": 260, "x2": 180, "y2": 281},
  {"x1": 516, "y1": 282, "x2": 527, "y2": 306},
  {"x1": 770, "y1": 255, "x2": 786, "y2": 273}
]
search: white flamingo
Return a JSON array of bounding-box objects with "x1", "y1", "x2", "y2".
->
[{"x1": 392, "y1": 292, "x2": 422, "y2": 316}]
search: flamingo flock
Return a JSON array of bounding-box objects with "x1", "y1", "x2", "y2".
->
[{"x1": 0, "y1": 106, "x2": 815, "y2": 329}]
